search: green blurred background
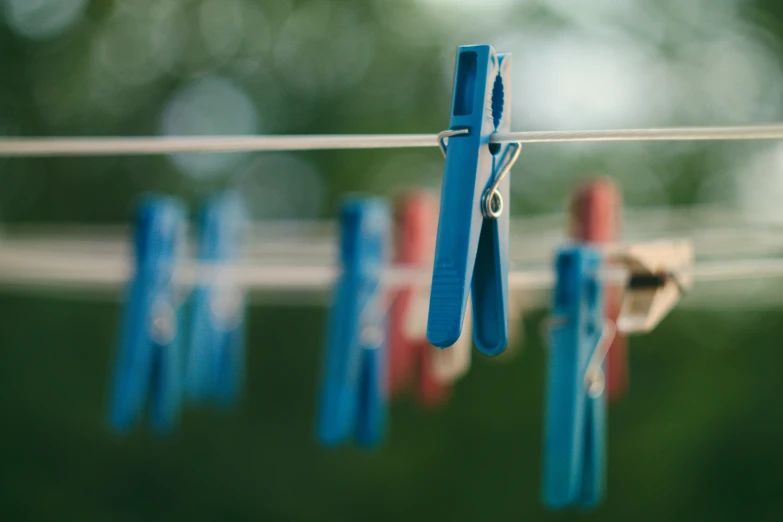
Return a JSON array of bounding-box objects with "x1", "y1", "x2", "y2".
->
[{"x1": 3, "y1": 0, "x2": 783, "y2": 520}]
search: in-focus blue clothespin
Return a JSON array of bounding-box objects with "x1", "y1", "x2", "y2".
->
[
  {"x1": 110, "y1": 196, "x2": 186, "y2": 433},
  {"x1": 543, "y1": 245, "x2": 614, "y2": 509},
  {"x1": 318, "y1": 197, "x2": 389, "y2": 448},
  {"x1": 185, "y1": 192, "x2": 247, "y2": 406},
  {"x1": 427, "y1": 44, "x2": 521, "y2": 356}
]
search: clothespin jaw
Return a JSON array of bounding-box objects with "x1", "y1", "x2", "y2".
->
[
  {"x1": 428, "y1": 44, "x2": 516, "y2": 356},
  {"x1": 543, "y1": 245, "x2": 607, "y2": 509},
  {"x1": 185, "y1": 192, "x2": 247, "y2": 405},
  {"x1": 569, "y1": 177, "x2": 628, "y2": 400},
  {"x1": 612, "y1": 240, "x2": 693, "y2": 333},
  {"x1": 318, "y1": 197, "x2": 389, "y2": 448},
  {"x1": 110, "y1": 196, "x2": 186, "y2": 434}
]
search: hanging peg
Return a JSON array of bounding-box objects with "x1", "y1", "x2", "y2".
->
[
  {"x1": 389, "y1": 192, "x2": 471, "y2": 407},
  {"x1": 543, "y1": 245, "x2": 612, "y2": 509},
  {"x1": 569, "y1": 178, "x2": 627, "y2": 400},
  {"x1": 318, "y1": 197, "x2": 390, "y2": 448},
  {"x1": 185, "y1": 192, "x2": 247, "y2": 406},
  {"x1": 428, "y1": 44, "x2": 521, "y2": 355},
  {"x1": 109, "y1": 196, "x2": 186, "y2": 433},
  {"x1": 389, "y1": 192, "x2": 436, "y2": 397},
  {"x1": 612, "y1": 240, "x2": 693, "y2": 333}
]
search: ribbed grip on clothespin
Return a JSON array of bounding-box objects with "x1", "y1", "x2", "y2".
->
[{"x1": 389, "y1": 192, "x2": 471, "y2": 407}]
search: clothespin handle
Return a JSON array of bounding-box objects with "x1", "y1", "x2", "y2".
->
[
  {"x1": 569, "y1": 178, "x2": 627, "y2": 401},
  {"x1": 388, "y1": 192, "x2": 438, "y2": 396}
]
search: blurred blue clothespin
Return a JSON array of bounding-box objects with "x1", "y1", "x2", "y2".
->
[
  {"x1": 427, "y1": 44, "x2": 521, "y2": 356},
  {"x1": 318, "y1": 197, "x2": 389, "y2": 448},
  {"x1": 542, "y1": 245, "x2": 615, "y2": 509},
  {"x1": 110, "y1": 196, "x2": 186, "y2": 433},
  {"x1": 185, "y1": 193, "x2": 247, "y2": 406}
]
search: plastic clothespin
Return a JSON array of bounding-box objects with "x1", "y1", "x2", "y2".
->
[
  {"x1": 613, "y1": 240, "x2": 693, "y2": 333},
  {"x1": 543, "y1": 245, "x2": 613, "y2": 509},
  {"x1": 185, "y1": 193, "x2": 247, "y2": 406},
  {"x1": 110, "y1": 196, "x2": 186, "y2": 433},
  {"x1": 569, "y1": 178, "x2": 627, "y2": 400},
  {"x1": 318, "y1": 197, "x2": 390, "y2": 448},
  {"x1": 388, "y1": 192, "x2": 471, "y2": 407},
  {"x1": 427, "y1": 44, "x2": 521, "y2": 356}
]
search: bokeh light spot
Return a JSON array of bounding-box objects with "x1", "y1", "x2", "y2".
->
[
  {"x1": 732, "y1": 144, "x2": 783, "y2": 224},
  {"x1": 508, "y1": 31, "x2": 664, "y2": 130},
  {"x1": 161, "y1": 76, "x2": 259, "y2": 178},
  {"x1": 235, "y1": 154, "x2": 325, "y2": 220},
  {"x1": 274, "y1": 2, "x2": 375, "y2": 97},
  {"x1": 4, "y1": 0, "x2": 86, "y2": 40},
  {"x1": 92, "y1": 3, "x2": 186, "y2": 89},
  {"x1": 199, "y1": 0, "x2": 246, "y2": 61}
]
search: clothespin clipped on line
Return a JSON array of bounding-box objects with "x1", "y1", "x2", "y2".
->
[
  {"x1": 109, "y1": 196, "x2": 186, "y2": 434},
  {"x1": 428, "y1": 44, "x2": 521, "y2": 356},
  {"x1": 611, "y1": 239, "x2": 693, "y2": 334},
  {"x1": 542, "y1": 239, "x2": 692, "y2": 509},
  {"x1": 542, "y1": 245, "x2": 611, "y2": 509},
  {"x1": 568, "y1": 178, "x2": 627, "y2": 400},
  {"x1": 388, "y1": 192, "x2": 471, "y2": 407},
  {"x1": 185, "y1": 193, "x2": 247, "y2": 406},
  {"x1": 318, "y1": 197, "x2": 389, "y2": 448}
]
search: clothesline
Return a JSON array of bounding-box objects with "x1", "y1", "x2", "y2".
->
[
  {"x1": 1, "y1": 124, "x2": 783, "y2": 157},
  {"x1": 0, "y1": 249, "x2": 780, "y2": 294},
  {"x1": 2, "y1": 215, "x2": 782, "y2": 266}
]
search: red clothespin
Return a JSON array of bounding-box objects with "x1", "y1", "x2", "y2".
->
[
  {"x1": 389, "y1": 192, "x2": 468, "y2": 407},
  {"x1": 568, "y1": 178, "x2": 627, "y2": 401}
]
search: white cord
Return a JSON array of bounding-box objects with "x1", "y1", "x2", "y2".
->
[
  {"x1": 0, "y1": 251, "x2": 779, "y2": 293},
  {"x1": 0, "y1": 134, "x2": 438, "y2": 156},
  {"x1": 492, "y1": 125, "x2": 783, "y2": 144},
  {"x1": 3, "y1": 216, "x2": 783, "y2": 265},
  {"x1": 2, "y1": 124, "x2": 783, "y2": 156}
]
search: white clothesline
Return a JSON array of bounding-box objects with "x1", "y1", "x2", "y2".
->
[
  {"x1": 0, "y1": 249, "x2": 779, "y2": 292},
  {"x1": 1, "y1": 124, "x2": 783, "y2": 157}
]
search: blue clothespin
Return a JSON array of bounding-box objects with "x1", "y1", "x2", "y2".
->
[
  {"x1": 542, "y1": 245, "x2": 614, "y2": 509},
  {"x1": 110, "y1": 196, "x2": 186, "y2": 433},
  {"x1": 318, "y1": 197, "x2": 389, "y2": 448},
  {"x1": 185, "y1": 193, "x2": 247, "y2": 406},
  {"x1": 427, "y1": 44, "x2": 521, "y2": 355}
]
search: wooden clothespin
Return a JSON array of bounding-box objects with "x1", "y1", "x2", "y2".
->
[
  {"x1": 428, "y1": 44, "x2": 520, "y2": 355},
  {"x1": 612, "y1": 240, "x2": 693, "y2": 334},
  {"x1": 317, "y1": 197, "x2": 389, "y2": 448},
  {"x1": 109, "y1": 196, "x2": 186, "y2": 433},
  {"x1": 185, "y1": 192, "x2": 247, "y2": 406},
  {"x1": 568, "y1": 178, "x2": 627, "y2": 400},
  {"x1": 389, "y1": 192, "x2": 471, "y2": 407}
]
